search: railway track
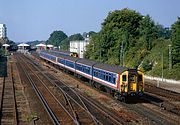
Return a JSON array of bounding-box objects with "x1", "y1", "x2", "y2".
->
[
  {"x1": 22, "y1": 54, "x2": 126, "y2": 125},
  {"x1": 144, "y1": 82, "x2": 180, "y2": 117},
  {"x1": 0, "y1": 61, "x2": 18, "y2": 125},
  {"x1": 16, "y1": 55, "x2": 75, "y2": 125},
  {"x1": 16, "y1": 54, "x2": 101, "y2": 125},
  {"x1": 145, "y1": 82, "x2": 180, "y2": 101},
  {"x1": 30, "y1": 53, "x2": 180, "y2": 125}
]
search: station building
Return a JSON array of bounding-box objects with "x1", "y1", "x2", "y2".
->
[
  {"x1": 0, "y1": 24, "x2": 7, "y2": 38},
  {"x1": 70, "y1": 37, "x2": 90, "y2": 58}
]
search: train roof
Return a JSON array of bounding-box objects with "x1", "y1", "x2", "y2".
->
[
  {"x1": 63, "y1": 55, "x2": 79, "y2": 62},
  {"x1": 76, "y1": 58, "x2": 97, "y2": 66},
  {"x1": 49, "y1": 50, "x2": 71, "y2": 55},
  {"x1": 43, "y1": 50, "x2": 78, "y2": 62},
  {"x1": 93, "y1": 63, "x2": 129, "y2": 74},
  {"x1": 40, "y1": 50, "x2": 132, "y2": 74}
]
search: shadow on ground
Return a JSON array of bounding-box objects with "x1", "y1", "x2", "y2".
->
[{"x1": 0, "y1": 56, "x2": 7, "y2": 77}]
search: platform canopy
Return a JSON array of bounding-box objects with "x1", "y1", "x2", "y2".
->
[
  {"x1": 2, "y1": 44, "x2": 10, "y2": 47},
  {"x1": 18, "y1": 43, "x2": 30, "y2": 47},
  {"x1": 36, "y1": 43, "x2": 46, "y2": 47},
  {"x1": 47, "y1": 44, "x2": 53, "y2": 48}
]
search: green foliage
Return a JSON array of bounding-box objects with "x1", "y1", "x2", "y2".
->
[
  {"x1": 0, "y1": 48, "x2": 3, "y2": 57},
  {"x1": 156, "y1": 24, "x2": 171, "y2": 39},
  {"x1": 141, "y1": 59, "x2": 152, "y2": 71},
  {"x1": 60, "y1": 38, "x2": 69, "y2": 51},
  {"x1": 47, "y1": 30, "x2": 68, "y2": 47},
  {"x1": 86, "y1": 8, "x2": 143, "y2": 65},
  {"x1": 85, "y1": 8, "x2": 180, "y2": 80},
  {"x1": 68, "y1": 33, "x2": 84, "y2": 41},
  {"x1": 26, "y1": 112, "x2": 38, "y2": 122},
  {"x1": 27, "y1": 40, "x2": 42, "y2": 46},
  {"x1": 171, "y1": 17, "x2": 180, "y2": 66},
  {"x1": 139, "y1": 15, "x2": 158, "y2": 50}
]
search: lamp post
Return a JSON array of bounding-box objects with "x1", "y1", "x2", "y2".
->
[
  {"x1": 161, "y1": 51, "x2": 164, "y2": 82},
  {"x1": 168, "y1": 44, "x2": 172, "y2": 70}
]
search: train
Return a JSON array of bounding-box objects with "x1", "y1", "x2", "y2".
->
[
  {"x1": 48, "y1": 50, "x2": 79, "y2": 57},
  {"x1": 39, "y1": 50, "x2": 144, "y2": 102}
]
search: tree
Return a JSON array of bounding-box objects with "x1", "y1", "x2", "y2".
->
[
  {"x1": 47, "y1": 30, "x2": 67, "y2": 47},
  {"x1": 139, "y1": 15, "x2": 158, "y2": 50},
  {"x1": 171, "y1": 17, "x2": 180, "y2": 66},
  {"x1": 68, "y1": 33, "x2": 84, "y2": 41},
  {"x1": 156, "y1": 24, "x2": 171, "y2": 39},
  {"x1": 86, "y1": 8, "x2": 142, "y2": 65},
  {"x1": 60, "y1": 38, "x2": 69, "y2": 51}
]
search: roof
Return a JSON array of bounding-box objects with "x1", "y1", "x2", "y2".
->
[
  {"x1": 36, "y1": 43, "x2": 46, "y2": 47},
  {"x1": 47, "y1": 44, "x2": 53, "y2": 47},
  {"x1": 93, "y1": 63, "x2": 128, "y2": 74},
  {"x1": 43, "y1": 50, "x2": 79, "y2": 62},
  {"x1": 18, "y1": 43, "x2": 30, "y2": 47},
  {"x1": 76, "y1": 58, "x2": 97, "y2": 66},
  {"x1": 49, "y1": 50, "x2": 71, "y2": 55},
  {"x1": 2, "y1": 44, "x2": 10, "y2": 47},
  {"x1": 40, "y1": 50, "x2": 129, "y2": 74}
]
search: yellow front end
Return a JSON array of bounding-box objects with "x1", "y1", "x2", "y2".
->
[
  {"x1": 137, "y1": 71, "x2": 144, "y2": 94},
  {"x1": 129, "y1": 74, "x2": 137, "y2": 92},
  {"x1": 120, "y1": 71, "x2": 128, "y2": 93}
]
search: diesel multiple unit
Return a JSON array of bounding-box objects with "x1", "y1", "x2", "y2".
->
[{"x1": 39, "y1": 50, "x2": 144, "y2": 101}]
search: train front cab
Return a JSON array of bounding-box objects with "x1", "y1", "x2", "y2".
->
[{"x1": 119, "y1": 69, "x2": 144, "y2": 101}]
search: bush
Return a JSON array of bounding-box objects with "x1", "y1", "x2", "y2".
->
[{"x1": 141, "y1": 59, "x2": 153, "y2": 71}]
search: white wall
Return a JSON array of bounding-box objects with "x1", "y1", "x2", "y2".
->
[
  {"x1": 145, "y1": 75, "x2": 180, "y2": 84},
  {"x1": 70, "y1": 39, "x2": 89, "y2": 58},
  {"x1": 0, "y1": 24, "x2": 7, "y2": 38}
]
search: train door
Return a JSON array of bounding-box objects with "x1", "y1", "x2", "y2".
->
[
  {"x1": 120, "y1": 71, "x2": 128, "y2": 93},
  {"x1": 137, "y1": 71, "x2": 144, "y2": 94},
  {"x1": 128, "y1": 73, "x2": 137, "y2": 92}
]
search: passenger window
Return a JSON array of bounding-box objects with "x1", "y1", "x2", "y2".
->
[
  {"x1": 109, "y1": 76, "x2": 111, "y2": 82},
  {"x1": 129, "y1": 75, "x2": 135, "y2": 82},
  {"x1": 122, "y1": 75, "x2": 126, "y2": 81},
  {"x1": 139, "y1": 75, "x2": 143, "y2": 81},
  {"x1": 113, "y1": 78, "x2": 116, "y2": 84}
]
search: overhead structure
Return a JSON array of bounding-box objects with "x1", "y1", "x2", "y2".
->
[
  {"x1": 36, "y1": 43, "x2": 46, "y2": 51},
  {"x1": 36, "y1": 43, "x2": 46, "y2": 47},
  {"x1": 2, "y1": 44, "x2": 10, "y2": 55},
  {"x1": 17, "y1": 43, "x2": 30, "y2": 47},
  {"x1": 2, "y1": 44, "x2": 10, "y2": 47},
  {"x1": 46, "y1": 44, "x2": 53, "y2": 48},
  {"x1": 46, "y1": 44, "x2": 54, "y2": 50},
  {"x1": 17, "y1": 43, "x2": 30, "y2": 53}
]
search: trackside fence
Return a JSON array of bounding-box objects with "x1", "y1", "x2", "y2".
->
[{"x1": 145, "y1": 75, "x2": 180, "y2": 84}]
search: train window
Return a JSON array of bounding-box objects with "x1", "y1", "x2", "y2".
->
[
  {"x1": 113, "y1": 78, "x2": 116, "y2": 84},
  {"x1": 129, "y1": 75, "x2": 135, "y2": 82},
  {"x1": 106, "y1": 75, "x2": 108, "y2": 81},
  {"x1": 122, "y1": 75, "x2": 126, "y2": 81},
  {"x1": 139, "y1": 75, "x2": 143, "y2": 81},
  {"x1": 94, "y1": 70, "x2": 98, "y2": 77},
  {"x1": 109, "y1": 74, "x2": 112, "y2": 82},
  {"x1": 105, "y1": 73, "x2": 109, "y2": 81}
]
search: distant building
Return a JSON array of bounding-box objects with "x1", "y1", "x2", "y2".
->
[
  {"x1": 0, "y1": 24, "x2": 7, "y2": 38},
  {"x1": 70, "y1": 37, "x2": 90, "y2": 58}
]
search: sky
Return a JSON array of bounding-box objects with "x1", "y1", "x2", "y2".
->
[{"x1": 0, "y1": 0, "x2": 180, "y2": 43}]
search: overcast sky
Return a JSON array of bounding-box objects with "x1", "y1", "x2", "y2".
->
[{"x1": 0, "y1": 0, "x2": 179, "y2": 42}]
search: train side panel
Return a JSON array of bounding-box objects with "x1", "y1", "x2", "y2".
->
[
  {"x1": 39, "y1": 52, "x2": 57, "y2": 64},
  {"x1": 92, "y1": 68, "x2": 119, "y2": 90},
  {"x1": 38, "y1": 51, "x2": 144, "y2": 100}
]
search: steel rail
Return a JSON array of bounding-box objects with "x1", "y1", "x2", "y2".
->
[
  {"x1": 16, "y1": 56, "x2": 61, "y2": 125},
  {"x1": 17, "y1": 55, "x2": 78, "y2": 124},
  {"x1": 26, "y1": 54, "x2": 125, "y2": 125},
  {"x1": 10, "y1": 62, "x2": 18, "y2": 125},
  {"x1": 24, "y1": 55, "x2": 99, "y2": 125}
]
